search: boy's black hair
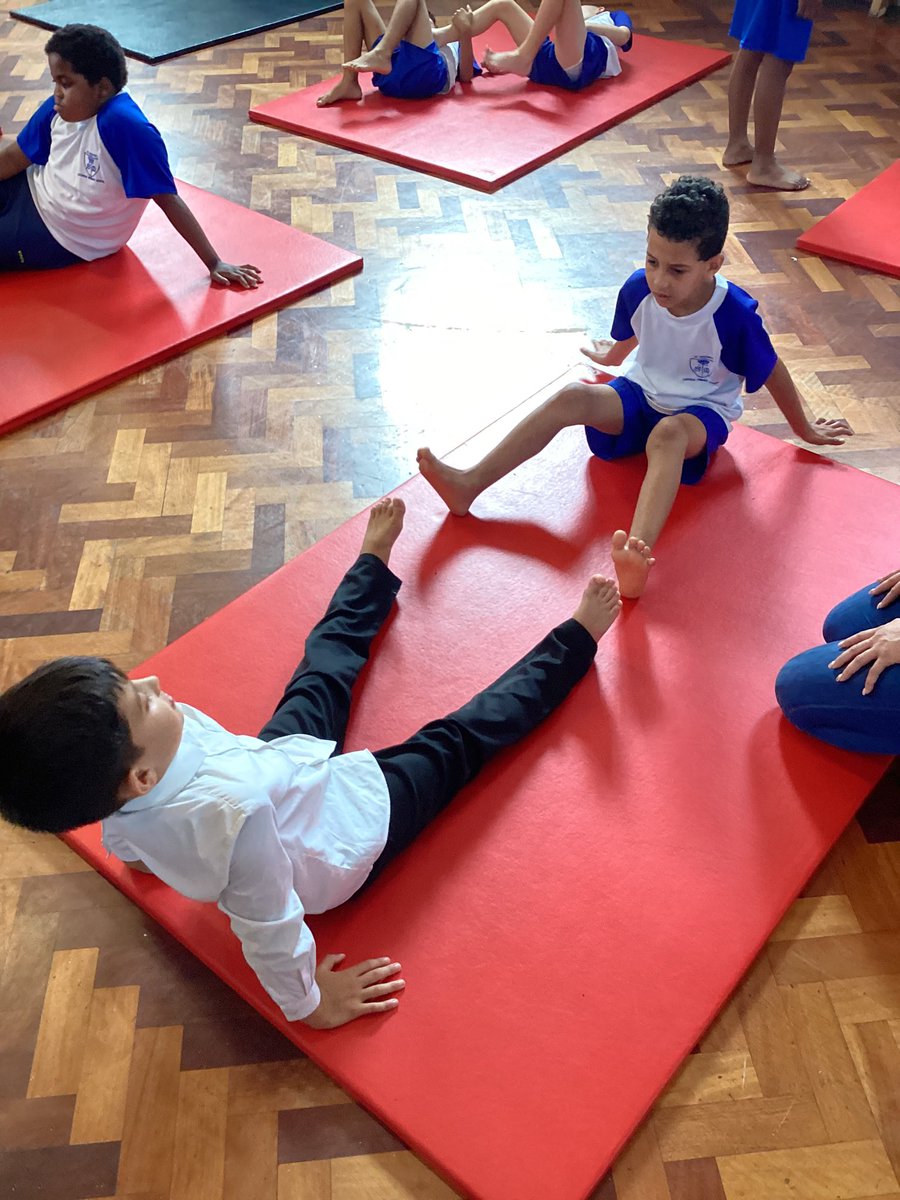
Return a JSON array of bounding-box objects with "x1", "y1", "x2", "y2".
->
[
  {"x1": 648, "y1": 175, "x2": 729, "y2": 261},
  {"x1": 0, "y1": 657, "x2": 139, "y2": 834},
  {"x1": 45, "y1": 25, "x2": 128, "y2": 92}
]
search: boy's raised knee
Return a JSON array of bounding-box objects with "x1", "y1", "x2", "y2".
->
[{"x1": 645, "y1": 415, "x2": 693, "y2": 452}]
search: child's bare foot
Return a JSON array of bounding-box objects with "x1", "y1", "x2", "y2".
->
[
  {"x1": 611, "y1": 529, "x2": 655, "y2": 599},
  {"x1": 747, "y1": 160, "x2": 810, "y2": 191},
  {"x1": 573, "y1": 575, "x2": 621, "y2": 641},
  {"x1": 317, "y1": 75, "x2": 364, "y2": 106},
  {"x1": 416, "y1": 448, "x2": 479, "y2": 516},
  {"x1": 360, "y1": 497, "x2": 406, "y2": 564},
  {"x1": 723, "y1": 138, "x2": 754, "y2": 167},
  {"x1": 344, "y1": 47, "x2": 393, "y2": 74},
  {"x1": 482, "y1": 47, "x2": 533, "y2": 76}
]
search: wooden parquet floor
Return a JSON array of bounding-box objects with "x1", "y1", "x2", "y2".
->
[{"x1": 1, "y1": 0, "x2": 900, "y2": 1196}]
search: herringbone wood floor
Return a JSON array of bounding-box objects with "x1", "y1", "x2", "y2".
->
[{"x1": 1, "y1": 0, "x2": 899, "y2": 1196}]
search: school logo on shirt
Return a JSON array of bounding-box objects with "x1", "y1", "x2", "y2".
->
[
  {"x1": 79, "y1": 150, "x2": 103, "y2": 182},
  {"x1": 688, "y1": 355, "x2": 714, "y2": 381}
]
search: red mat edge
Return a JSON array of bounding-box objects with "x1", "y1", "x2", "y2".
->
[
  {"x1": 795, "y1": 233, "x2": 900, "y2": 281},
  {"x1": 249, "y1": 46, "x2": 732, "y2": 193}
]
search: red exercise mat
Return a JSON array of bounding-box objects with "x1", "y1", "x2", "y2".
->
[
  {"x1": 64, "y1": 419, "x2": 891, "y2": 1200},
  {"x1": 0, "y1": 181, "x2": 362, "y2": 435},
  {"x1": 796, "y1": 162, "x2": 900, "y2": 279},
  {"x1": 250, "y1": 32, "x2": 731, "y2": 192}
]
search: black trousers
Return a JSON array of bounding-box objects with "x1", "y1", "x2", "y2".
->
[{"x1": 257, "y1": 553, "x2": 598, "y2": 885}]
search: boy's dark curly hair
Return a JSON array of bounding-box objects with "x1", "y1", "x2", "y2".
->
[
  {"x1": 45, "y1": 24, "x2": 128, "y2": 92},
  {"x1": 648, "y1": 175, "x2": 729, "y2": 261},
  {"x1": 0, "y1": 657, "x2": 139, "y2": 834}
]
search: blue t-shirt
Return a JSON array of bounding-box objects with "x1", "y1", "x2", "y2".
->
[
  {"x1": 17, "y1": 91, "x2": 176, "y2": 260},
  {"x1": 611, "y1": 269, "x2": 778, "y2": 425}
]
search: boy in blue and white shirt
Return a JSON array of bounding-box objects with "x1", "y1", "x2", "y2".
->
[
  {"x1": 418, "y1": 175, "x2": 853, "y2": 598},
  {"x1": 0, "y1": 24, "x2": 261, "y2": 286}
]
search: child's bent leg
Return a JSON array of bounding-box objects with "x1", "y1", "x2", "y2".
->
[
  {"x1": 464, "y1": 0, "x2": 534, "y2": 42},
  {"x1": 747, "y1": 54, "x2": 809, "y2": 190},
  {"x1": 724, "y1": 48, "x2": 763, "y2": 166},
  {"x1": 613, "y1": 412, "x2": 707, "y2": 598},
  {"x1": 257, "y1": 499, "x2": 404, "y2": 749},
  {"x1": 318, "y1": 0, "x2": 384, "y2": 105},
  {"x1": 418, "y1": 381, "x2": 624, "y2": 516},
  {"x1": 345, "y1": 0, "x2": 432, "y2": 73},
  {"x1": 365, "y1": 577, "x2": 621, "y2": 881},
  {"x1": 483, "y1": 0, "x2": 583, "y2": 75}
]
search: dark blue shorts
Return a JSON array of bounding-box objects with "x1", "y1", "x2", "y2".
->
[
  {"x1": 528, "y1": 30, "x2": 610, "y2": 91},
  {"x1": 729, "y1": 0, "x2": 812, "y2": 63},
  {"x1": 0, "y1": 171, "x2": 85, "y2": 271},
  {"x1": 372, "y1": 37, "x2": 450, "y2": 99},
  {"x1": 584, "y1": 376, "x2": 730, "y2": 485}
]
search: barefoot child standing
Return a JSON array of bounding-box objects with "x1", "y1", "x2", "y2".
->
[{"x1": 418, "y1": 176, "x2": 852, "y2": 599}]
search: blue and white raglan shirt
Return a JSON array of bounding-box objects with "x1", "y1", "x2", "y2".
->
[
  {"x1": 611, "y1": 269, "x2": 779, "y2": 427},
  {"x1": 17, "y1": 91, "x2": 177, "y2": 262}
]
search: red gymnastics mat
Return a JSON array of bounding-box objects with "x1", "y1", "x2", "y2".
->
[
  {"x1": 64, "y1": 416, "x2": 893, "y2": 1200},
  {"x1": 796, "y1": 161, "x2": 900, "y2": 279},
  {"x1": 250, "y1": 31, "x2": 731, "y2": 191},
  {"x1": 0, "y1": 181, "x2": 362, "y2": 436}
]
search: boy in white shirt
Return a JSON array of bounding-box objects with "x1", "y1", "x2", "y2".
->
[
  {"x1": 0, "y1": 499, "x2": 622, "y2": 1030},
  {"x1": 417, "y1": 175, "x2": 853, "y2": 598},
  {"x1": 0, "y1": 23, "x2": 261, "y2": 285}
]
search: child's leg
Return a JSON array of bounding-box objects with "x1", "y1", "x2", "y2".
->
[
  {"x1": 611, "y1": 412, "x2": 708, "y2": 599},
  {"x1": 345, "y1": 0, "x2": 434, "y2": 74},
  {"x1": 482, "y1": 0, "x2": 586, "y2": 76},
  {"x1": 724, "y1": 47, "x2": 763, "y2": 166},
  {"x1": 364, "y1": 576, "x2": 621, "y2": 882},
  {"x1": 417, "y1": 381, "x2": 624, "y2": 516},
  {"x1": 257, "y1": 499, "x2": 404, "y2": 749},
  {"x1": 318, "y1": 0, "x2": 386, "y2": 105},
  {"x1": 746, "y1": 53, "x2": 808, "y2": 190}
]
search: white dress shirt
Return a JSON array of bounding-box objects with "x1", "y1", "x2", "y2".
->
[{"x1": 101, "y1": 704, "x2": 391, "y2": 1021}]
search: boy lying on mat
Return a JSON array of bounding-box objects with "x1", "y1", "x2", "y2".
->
[
  {"x1": 318, "y1": 0, "x2": 481, "y2": 106},
  {"x1": 418, "y1": 175, "x2": 853, "y2": 599},
  {"x1": 0, "y1": 500, "x2": 622, "y2": 1030},
  {"x1": 452, "y1": 0, "x2": 633, "y2": 91},
  {"x1": 0, "y1": 24, "x2": 261, "y2": 285}
]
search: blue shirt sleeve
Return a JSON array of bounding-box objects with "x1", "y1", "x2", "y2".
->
[
  {"x1": 610, "y1": 269, "x2": 650, "y2": 342},
  {"x1": 715, "y1": 282, "x2": 778, "y2": 394},
  {"x1": 17, "y1": 96, "x2": 56, "y2": 165},
  {"x1": 96, "y1": 92, "x2": 177, "y2": 199}
]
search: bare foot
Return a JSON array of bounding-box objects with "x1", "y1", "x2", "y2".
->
[
  {"x1": 416, "y1": 448, "x2": 479, "y2": 516},
  {"x1": 723, "y1": 138, "x2": 754, "y2": 167},
  {"x1": 482, "y1": 47, "x2": 533, "y2": 76},
  {"x1": 360, "y1": 497, "x2": 406, "y2": 564},
  {"x1": 317, "y1": 75, "x2": 364, "y2": 106},
  {"x1": 747, "y1": 161, "x2": 810, "y2": 191},
  {"x1": 344, "y1": 47, "x2": 393, "y2": 74},
  {"x1": 573, "y1": 575, "x2": 622, "y2": 641},
  {"x1": 611, "y1": 529, "x2": 655, "y2": 599}
]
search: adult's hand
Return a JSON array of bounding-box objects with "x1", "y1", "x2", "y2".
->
[
  {"x1": 829, "y1": 618, "x2": 900, "y2": 696},
  {"x1": 871, "y1": 569, "x2": 900, "y2": 610}
]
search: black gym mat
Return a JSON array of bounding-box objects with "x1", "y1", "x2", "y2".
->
[{"x1": 12, "y1": 0, "x2": 342, "y2": 63}]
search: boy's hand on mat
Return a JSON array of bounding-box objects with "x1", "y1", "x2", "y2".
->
[
  {"x1": 798, "y1": 416, "x2": 854, "y2": 446},
  {"x1": 829, "y1": 618, "x2": 900, "y2": 695},
  {"x1": 305, "y1": 954, "x2": 405, "y2": 1028},
  {"x1": 210, "y1": 261, "x2": 263, "y2": 288},
  {"x1": 871, "y1": 569, "x2": 900, "y2": 610}
]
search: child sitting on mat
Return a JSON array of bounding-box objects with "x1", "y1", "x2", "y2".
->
[
  {"x1": 0, "y1": 24, "x2": 261, "y2": 284},
  {"x1": 0, "y1": 499, "x2": 621, "y2": 1030},
  {"x1": 450, "y1": 0, "x2": 633, "y2": 91},
  {"x1": 417, "y1": 175, "x2": 853, "y2": 599},
  {"x1": 317, "y1": 0, "x2": 479, "y2": 107}
]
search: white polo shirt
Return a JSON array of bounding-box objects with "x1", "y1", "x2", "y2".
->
[{"x1": 17, "y1": 91, "x2": 177, "y2": 261}]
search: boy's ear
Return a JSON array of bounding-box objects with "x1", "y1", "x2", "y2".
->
[
  {"x1": 117, "y1": 763, "x2": 158, "y2": 802},
  {"x1": 706, "y1": 252, "x2": 725, "y2": 274},
  {"x1": 96, "y1": 76, "x2": 115, "y2": 100}
]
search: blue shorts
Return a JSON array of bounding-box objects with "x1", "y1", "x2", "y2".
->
[
  {"x1": 584, "y1": 376, "x2": 730, "y2": 485},
  {"x1": 0, "y1": 171, "x2": 84, "y2": 271},
  {"x1": 529, "y1": 30, "x2": 610, "y2": 91},
  {"x1": 729, "y1": 0, "x2": 812, "y2": 63},
  {"x1": 372, "y1": 37, "x2": 450, "y2": 99}
]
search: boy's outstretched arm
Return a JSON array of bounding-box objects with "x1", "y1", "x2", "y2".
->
[
  {"x1": 0, "y1": 139, "x2": 31, "y2": 181},
  {"x1": 581, "y1": 335, "x2": 637, "y2": 368},
  {"x1": 764, "y1": 357, "x2": 853, "y2": 446},
  {"x1": 152, "y1": 192, "x2": 263, "y2": 288},
  {"x1": 304, "y1": 953, "x2": 406, "y2": 1029}
]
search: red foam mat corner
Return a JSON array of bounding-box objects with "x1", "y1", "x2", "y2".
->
[
  {"x1": 1, "y1": 181, "x2": 362, "y2": 435},
  {"x1": 796, "y1": 162, "x2": 900, "y2": 279},
  {"x1": 250, "y1": 32, "x2": 731, "y2": 191},
  {"x1": 64, "y1": 421, "x2": 892, "y2": 1200}
]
